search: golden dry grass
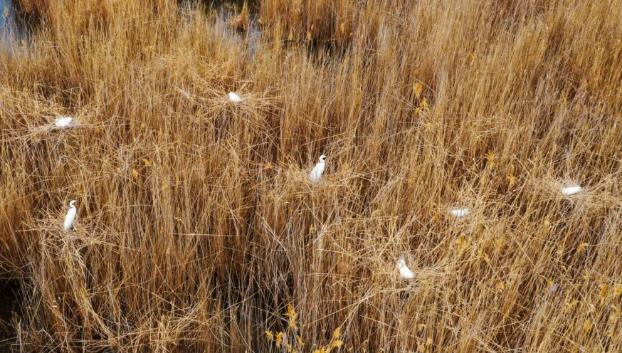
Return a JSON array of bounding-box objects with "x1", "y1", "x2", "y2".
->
[{"x1": 1, "y1": 0, "x2": 621, "y2": 352}]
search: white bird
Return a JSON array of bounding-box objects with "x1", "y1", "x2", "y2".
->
[
  {"x1": 54, "y1": 116, "x2": 74, "y2": 128},
  {"x1": 396, "y1": 256, "x2": 415, "y2": 280},
  {"x1": 227, "y1": 92, "x2": 242, "y2": 103},
  {"x1": 449, "y1": 207, "x2": 471, "y2": 218},
  {"x1": 63, "y1": 200, "x2": 77, "y2": 231},
  {"x1": 309, "y1": 154, "x2": 327, "y2": 183},
  {"x1": 561, "y1": 185, "x2": 583, "y2": 196}
]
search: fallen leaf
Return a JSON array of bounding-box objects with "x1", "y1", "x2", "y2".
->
[{"x1": 414, "y1": 82, "x2": 424, "y2": 99}]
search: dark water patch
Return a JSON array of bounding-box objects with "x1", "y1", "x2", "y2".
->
[
  {"x1": 207, "y1": 1, "x2": 349, "y2": 63},
  {"x1": 0, "y1": 0, "x2": 19, "y2": 44},
  {"x1": 0, "y1": 0, "x2": 37, "y2": 52},
  {"x1": 182, "y1": 0, "x2": 259, "y2": 11},
  {"x1": 0, "y1": 278, "x2": 20, "y2": 353},
  {"x1": 220, "y1": 6, "x2": 261, "y2": 57},
  {"x1": 185, "y1": 0, "x2": 263, "y2": 63}
]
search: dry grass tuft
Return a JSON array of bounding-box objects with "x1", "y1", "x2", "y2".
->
[{"x1": 1, "y1": 0, "x2": 622, "y2": 352}]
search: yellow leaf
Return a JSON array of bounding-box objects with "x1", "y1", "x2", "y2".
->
[
  {"x1": 613, "y1": 284, "x2": 622, "y2": 297},
  {"x1": 564, "y1": 299, "x2": 578, "y2": 309},
  {"x1": 419, "y1": 98, "x2": 429, "y2": 111},
  {"x1": 599, "y1": 283, "x2": 609, "y2": 299},
  {"x1": 546, "y1": 279, "x2": 554, "y2": 288},
  {"x1": 265, "y1": 330, "x2": 274, "y2": 341},
  {"x1": 332, "y1": 327, "x2": 341, "y2": 340},
  {"x1": 287, "y1": 304, "x2": 298, "y2": 329},
  {"x1": 455, "y1": 235, "x2": 469, "y2": 253},
  {"x1": 414, "y1": 82, "x2": 424, "y2": 99},
  {"x1": 577, "y1": 242, "x2": 588, "y2": 253},
  {"x1": 582, "y1": 319, "x2": 593, "y2": 333},
  {"x1": 131, "y1": 169, "x2": 139, "y2": 179},
  {"x1": 276, "y1": 332, "x2": 284, "y2": 348},
  {"x1": 339, "y1": 22, "x2": 347, "y2": 35},
  {"x1": 506, "y1": 174, "x2": 517, "y2": 187},
  {"x1": 331, "y1": 339, "x2": 343, "y2": 349},
  {"x1": 485, "y1": 152, "x2": 495, "y2": 169},
  {"x1": 495, "y1": 281, "x2": 505, "y2": 292},
  {"x1": 142, "y1": 158, "x2": 152, "y2": 167}
]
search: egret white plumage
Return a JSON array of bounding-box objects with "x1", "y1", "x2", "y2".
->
[
  {"x1": 227, "y1": 92, "x2": 242, "y2": 103},
  {"x1": 449, "y1": 207, "x2": 470, "y2": 218},
  {"x1": 396, "y1": 256, "x2": 415, "y2": 280},
  {"x1": 54, "y1": 116, "x2": 74, "y2": 128},
  {"x1": 309, "y1": 154, "x2": 327, "y2": 183},
  {"x1": 63, "y1": 200, "x2": 77, "y2": 231},
  {"x1": 561, "y1": 185, "x2": 582, "y2": 196}
]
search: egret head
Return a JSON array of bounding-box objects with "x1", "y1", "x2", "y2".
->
[
  {"x1": 319, "y1": 154, "x2": 327, "y2": 162},
  {"x1": 69, "y1": 200, "x2": 77, "y2": 208},
  {"x1": 396, "y1": 256, "x2": 406, "y2": 269}
]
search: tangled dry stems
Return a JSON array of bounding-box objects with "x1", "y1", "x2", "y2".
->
[{"x1": 0, "y1": 0, "x2": 621, "y2": 352}]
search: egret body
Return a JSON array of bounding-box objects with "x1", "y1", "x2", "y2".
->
[
  {"x1": 227, "y1": 92, "x2": 242, "y2": 103},
  {"x1": 396, "y1": 256, "x2": 415, "y2": 280},
  {"x1": 309, "y1": 154, "x2": 327, "y2": 183},
  {"x1": 449, "y1": 207, "x2": 470, "y2": 218},
  {"x1": 63, "y1": 200, "x2": 77, "y2": 231},
  {"x1": 561, "y1": 185, "x2": 582, "y2": 196},
  {"x1": 54, "y1": 116, "x2": 74, "y2": 128}
]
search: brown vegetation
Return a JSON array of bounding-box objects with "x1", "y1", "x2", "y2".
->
[{"x1": 1, "y1": 0, "x2": 621, "y2": 352}]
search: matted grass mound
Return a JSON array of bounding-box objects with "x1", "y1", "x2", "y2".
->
[{"x1": 1, "y1": 0, "x2": 621, "y2": 352}]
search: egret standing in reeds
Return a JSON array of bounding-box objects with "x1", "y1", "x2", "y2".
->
[
  {"x1": 309, "y1": 154, "x2": 327, "y2": 183},
  {"x1": 561, "y1": 185, "x2": 583, "y2": 196},
  {"x1": 396, "y1": 256, "x2": 415, "y2": 280},
  {"x1": 53, "y1": 116, "x2": 75, "y2": 129},
  {"x1": 449, "y1": 207, "x2": 470, "y2": 218},
  {"x1": 63, "y1": 200, "x2": 77, "y2": 231},
  {"x1": 227, "y1": 92, "x2": 242, "y2": 103}
]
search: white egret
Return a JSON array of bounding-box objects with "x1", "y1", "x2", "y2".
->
[
  {"x1": 309, "y1": 154, "x2": 327, "y2": 183},
  {"x1": 227, "y1": 92, "x2": 242, "y2": 103},
  {"x1": 63, "y1": 200, "x2": 77, "y2": 231},
  {"x1": 561, "y1": 185, "x2": 582, "y2": 196},
  {"x1": 449, "y1": 207, "x2": 471, "y2": 218},
  {"x1": 54, "y1": 116, "x2": 74, "y2": 128},
  {"x1": 396, "y1": 256, "x2": 415, "y2": 280}
]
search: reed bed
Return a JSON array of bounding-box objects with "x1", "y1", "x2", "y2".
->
[{"x1": 0, "y1": 0, "x2": 621, "y2": 352}]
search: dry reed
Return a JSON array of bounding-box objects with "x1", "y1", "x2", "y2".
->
[{"x1": 1, "y1": 0, "x2": 621, "y2": 352}]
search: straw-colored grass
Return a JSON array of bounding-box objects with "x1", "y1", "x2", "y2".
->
[{"x1": 1, "y1": 0, "x2": 621, "y2": 352}]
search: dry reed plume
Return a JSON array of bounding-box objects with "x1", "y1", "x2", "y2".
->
[{"x1": 1, "y1": 0, "x2": 621, "y2": 352}]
